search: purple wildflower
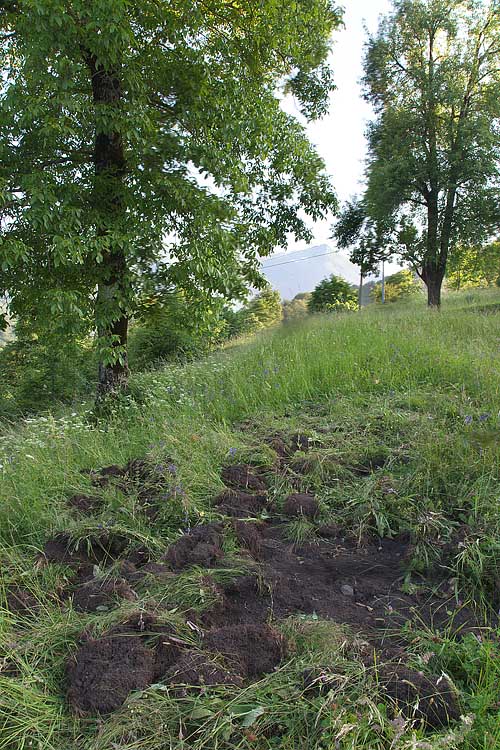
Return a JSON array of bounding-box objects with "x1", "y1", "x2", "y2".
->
[
  {"x1": 464, "y1": 415, "x2": 473, "y2": 425},
  {"x1": 228, "y1": 448, "x2": 237, "y2": 457},
  {"x1": 167, "y1": 463, "x2": 177, "y2": 475}
]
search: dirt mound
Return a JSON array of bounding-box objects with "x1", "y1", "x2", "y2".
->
[
  {"x1": 164, "y1": 650, "x2": 243, "y2": 689},
  {"x1": 232, "y1": 520, "x2": 263, "y2": 557},
  {"x1": 202, "y1": 575, "x2": 269, "y2": 628},
  {"x1": 350, "y1": 451, "x2": 389, "y2": 476},
  {"x1": 5, "y1": 585, "x2": 39, "y2": 617},
  {"x1": 67, "y1": 636, "x2": 155, "y2": 715},
  {"x1": 289, "y1": 433, "x2": 312, "y2": 454},
  {"x1": 66, "y1": 494, "x2": 103, "y2": 516},
  {"x1": 42, "y1": 533, "x2": 97, "y2": 567},
  {"x1": 88, "y1": 465, "x2": 126, "y2": 488},
  {"x1": 264, "y1": 436, "x2": 289, "y2": 459},
  {"x1": 204, "y1": 624, "x2": 286, "y2": 678},
  {"x1": 283, "y1": 493, "x2": 319, "y2": 519},
  {"x1": 380, "y1": 666, "x2": 461, "y2": 729},
  {"x1": 215, "y1": 489, "x2": 268, "y2": 518},
  {"x1": 164, "y1": 523, "x2": 224, "y2": 570},
  {"x1": 221, "y1": 464, "x2": 267, "y2": 492},
  {"x1": 42, "y1": 531, "x2": 146, "y2": 568},
  {"x1": 152, "y1": 638, "x2": 183, "y2": 681},
  {"x1": 71, "y1": 578, "x2": 136, "y2": 613}
]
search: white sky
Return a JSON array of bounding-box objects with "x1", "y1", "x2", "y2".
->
[{"x1": 282, "y1": 0, "x2": 393, "y2": 252}]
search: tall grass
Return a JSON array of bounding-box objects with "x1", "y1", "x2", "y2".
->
[{"x1": 0, "y1": 290, "x2": 499, "y2": 750}]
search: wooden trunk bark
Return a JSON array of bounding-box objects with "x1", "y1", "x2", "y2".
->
[{"x1": 84, "y1": 50, "x2": 129, "y2": 397}]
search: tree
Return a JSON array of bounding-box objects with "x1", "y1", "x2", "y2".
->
[
  {"x1": 308, "y1": 275, "x2": 358, "y2": 313},
  {"x1": 245, "y1": 287, "x2": 283, "y2": 330},
  {"x1": 446, "y1": 240, "x2": 500, "y2": 289},
  {"x1": 334, "y1": 197, "x2": 393, "y2": 308},
  {"x1": 371, "y1": 269, "x2": 421, "y2": 302},
  {"x1": 363, "y1": 0, "x2": 500, "y2": 307},
  {"x1": 0, "y1": 1, "x2": 341, "y2": 397},
  {"x1": 282, "y1": 292, "x2": 311, "y2": 321}
]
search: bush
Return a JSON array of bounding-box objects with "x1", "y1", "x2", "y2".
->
[
  {"x1": 222, "y1": 287, "x2": 282, "y2": 339},
  {"x1": 0, "y1": 335, "x2": 95, "y2": 418},
  {"x1": 128, "y1": 293, "x2": 224, "y2": 370},
  {"x1": 308, "y1": 275, "x2": 358, "y2": 313},
  {"x1": 371, "y1": 269, "x2": 421, "y2": 303},
  {"x1": 282, "y1": 293, "x2": 311, "y2": 322}
]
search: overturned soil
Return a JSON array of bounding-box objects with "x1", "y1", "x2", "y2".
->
[
  {"x1": 5, "y1": 585, "x2": 40, "y2": 617},
  {"x1": 204, "y1": 624, "x2": 286, "y2": 678},
  {"x1": 66, "y1": 494, "x2": 103, "y2": 516},
  {"x1": 70, "y1": 578, "x2": 136, "y2": 613},
  {"x1": 55, "y1": 446, "x2": 491, "y2": 723},
  {"x1": 164, "y1": 523, "x2": 224, "y2": 570},
  {"x1": 42, "y1": 532, "x2": 152, "y2": 570},
  {"x1": 202, "y1": 523, "x2": 478, "y2": 638},
  {"x1": 283, "y1": 493, "x2": 319, "y2": 519},
  {"x1": 381, "y1": 666, "x2": 461, "y2": 729},
  {"x1": 221, "y1": 464, "x2": 267, "y2": 493},
  {"x1": 165, "y1": 651, "x2": 243, "y2": 690},
  {"x1": 67, "y1": 635, "x2": 155, "y2": 715},
  {"x1": 214, "y1": 489, "x2": 268, "y2": 518}
]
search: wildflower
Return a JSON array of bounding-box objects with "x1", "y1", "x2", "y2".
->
[
  {"x1": 479, "y1": 413, "x2": 490, "y2": 422},
  {"x1": 464, "y1": 415, "x2": 473, "y2": 425},
  {"x1": 228, "y1": 448, "x2": 237, "y2": 457},
  {"x1": 167, "y1": 463, "x2": 177, "y2": 475}
]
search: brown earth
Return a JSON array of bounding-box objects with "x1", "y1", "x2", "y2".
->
[
  {"x1": 381, "y1": 665, "x2": 461, "y2": 729},
  {"x1": 66, "y1": 635, "x2": 155, "y2": 715},
  {"x1": 283, "y1": 493, "x2": 319, "y2": 520},
  {"x1": 49, "y1": 449, "x2": 490, "y2": 723},
  {"x1": 71, "y1": 578, "x2": 136, "y2": 613},
  {"x1": 221, "y1": 464, "x2": 267, "y2": 493},
  {"x1": 202, "y1": 523, "x2": 478, "y2": 640},
  {"x1": 66, "y1": 494, "x2": 103, "y2": 516},
  {"x1": 214, "y1": 489, "x2": 268, "y2": 518},
  {"x1": 164, "y1": 523, "x2": 224, "y2": 570},
  {"x1": 5, "y1": 585, "x2": 40, "y2": 617},
  {"x1": 164, "y1": 650, "x2": 243, "y2": 690},
  {"x1": 204, "y1": 624, "x2": 286, "y2": 678}
]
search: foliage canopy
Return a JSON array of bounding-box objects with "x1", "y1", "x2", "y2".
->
[
  {"x1": 0, "y1": 0, "x2": 341, "y2": 392},
  {"x1": 363, "y1": 0, "x2": 500, "y2": 306},
  {"x1": 308, "y1": 274, "x2": 357, "y2": 313}
]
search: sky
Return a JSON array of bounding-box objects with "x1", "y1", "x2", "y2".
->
[{"x1": 280, "y1": 0, "x2": 393, "y2": 254}]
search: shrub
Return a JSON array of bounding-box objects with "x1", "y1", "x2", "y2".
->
[
  {"x1": 308, "y1": 275, "x2": 358, "y2": 313},
  {"x1": 371, "y1": 269, "x2": 421, "y2": 303}
]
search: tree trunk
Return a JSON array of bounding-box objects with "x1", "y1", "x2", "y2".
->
[
  {"x1": 84, "y1": 50, "x2": 129, "y2": 397},
  {"x1": 422, "y1": 264, "x2": 445, "y2": 307},
  {"x1": 358, "y1": 272, "x2": 364, "y2": 310}
]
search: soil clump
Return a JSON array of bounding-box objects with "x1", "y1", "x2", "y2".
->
[
  {"x1": 283, "y1": 493, "x2": 319, "y2": 519},
  {"x1": 204, "y1": 624, "x2": 286, "y2": 678},
  {"x1": 381, "y1": 665, "x2": 461, "y2": 729},
  {"x1": 221, "y1": 464, "x2": 267, "y2": 493},
  {"x1": 164, "y1": 523, "x2": 224, "y2": 570},
  {"x1": 215, "y1": 489, "x2": 268, "y2": 518}
]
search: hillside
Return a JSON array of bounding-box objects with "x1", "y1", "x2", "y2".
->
[
  {"x1": 0, "y1": 292, "x2": 499, "y2": 750},
  {"x1": 261, "y1": 244, "x2": 362, "y2": 298}
]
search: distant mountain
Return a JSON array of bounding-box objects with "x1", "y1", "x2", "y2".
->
[{"x1": 261, "y1": 244, "x2": 364, "y2": 300}]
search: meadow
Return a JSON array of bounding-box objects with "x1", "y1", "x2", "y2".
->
[{"x1": 0, "y1": 289, "x2": 499, "y2": 750}]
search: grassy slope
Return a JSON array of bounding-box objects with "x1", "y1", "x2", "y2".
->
[{"x1": 0, "y1": 289, "x2": 499, "y2": 749}]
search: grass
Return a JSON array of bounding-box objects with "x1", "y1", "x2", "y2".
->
[{"x1": 0, "y1": 289, "x2": 499, "y2": 749}]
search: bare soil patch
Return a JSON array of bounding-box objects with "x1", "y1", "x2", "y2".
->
[
  {"x1": 221, "y1": 464, "x2": 267, "y2": 492},
  {"x1": 204, "y1": 624, "x2": 286, "y2": 678},
  {"x1": 214, "y1": 489, "x2": 268, "y2": 518},
  {"x1": 283, "y1": 493, "x2": 319, "y2": 519}
]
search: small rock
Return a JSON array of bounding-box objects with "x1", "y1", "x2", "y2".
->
[{"x1": 340, "y1": 584, "x2": 354, "y2": 597}]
